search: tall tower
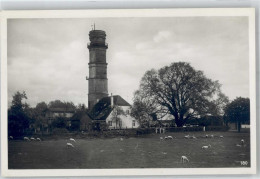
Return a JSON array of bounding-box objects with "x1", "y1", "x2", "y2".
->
[{"x1": 87, "y1": 29, "x2": 108, "y2": 109}]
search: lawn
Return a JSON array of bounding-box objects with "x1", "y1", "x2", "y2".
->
[{"x1": 8, "y1": 131, "x2": 250, "y2": 169}]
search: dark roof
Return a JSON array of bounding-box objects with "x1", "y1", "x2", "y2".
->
[
  {"x1": 90, "y1": 95, "x2": 131, "y2": 121},
  {"x1": 71, "y1": 111, "x2": 93, "y2": 121},
  {"x1": 102, "y1": 95, "x2": 131, "y2": 107},
  {"x1": 49, "y1": 108, "x2": 75, "y2": 113}
]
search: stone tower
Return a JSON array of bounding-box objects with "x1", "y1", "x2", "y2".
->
[{"x1": 87, "y1": 29, "x2": 108, "y2": 109}]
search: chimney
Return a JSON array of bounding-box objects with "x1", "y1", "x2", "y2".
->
[{"x1": 111, "y1": 93, "x2": 113, "y2": 107}]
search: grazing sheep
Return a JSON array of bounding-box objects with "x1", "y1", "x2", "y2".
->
[
  {"x1": 9, "y1": 136, "x2": 13, "y2": 139},
  {"x1": 192, "y1": 135, "x2": 196, "y2": 139},
  {"x1": 202, "y1": 144, "x2": 211, "y2": 149},
  {"x1": 241, "y1": 139, "x2": 245, "y2": 145},
  {"x1": 70, "y1": 138, "x2": 76, "y2": 143},
  {"x1": 219, "y1": 135, "x2": 224, "y2": 138},
  {"x1": 36, "y1": 138, "x2": 41, "y2": 141},
  {"x1": 205, "y1": 134, "x2": 209, "y2": 138},
  {"x1": 167, "y1": 136, "x2": 173, "y2": 139},
  {"x1": 184, "y1": 135, "x2": 190, "y2": 139},
  {"x1": 30, "y1": 137, "x2": 36, "y2": 141},
  {"x1": 236, "y1": 144, "x2": 242, "y2": 147},
  {"x1": 24, "y1": 137, "x2": 30, "y2": 141},
  {"x1": 160, "y1": 137, "x2": 164, "y2": 140},
  {"x1": 66, "y1": 143, "x2": 75, "y2": 148},
  {"x1": 181, "y1": 156, "x2": 189, "y2": 163},
  {"x1": 164, "y1": 136, "x2": 168, "y2": 140}
]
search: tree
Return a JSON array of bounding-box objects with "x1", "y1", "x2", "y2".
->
[
  {"x1": 132, "y1": 62, "x2": 228, "y2": 127},
  {"x1": 48, "y1": 100, "x2": 76, "y2": 110},
  {"x1": 52, "y1": 116, "x2": 66, "y2": 128},
  {"x1": 111, "y1": 105, "x2": 125, "y2": 129},
  {"x1": 33, "y1": 102, "x2": 49, "y2": 133},
  {"x1": 8, "y1": 91, "x2": 30, "y2": 137},
  {"x1": 224, "y1": 97, "x2": 250, "y2": 132}
]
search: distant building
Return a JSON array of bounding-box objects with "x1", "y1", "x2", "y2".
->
[
  {"x1": 46, "y1": 108, "x2": 76, "y2": 129},
  {"x1": 90, "y1": 95, "x2": 139, "y2": 130},
  {"x1": 47, "y1": 108, "x2": 75, "y2": 118}
]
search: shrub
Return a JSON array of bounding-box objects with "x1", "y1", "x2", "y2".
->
[
  {"x1": 206, "y1": 126, "x2": 229, "y2": 131},
  {"x1": 167, "y1": 126, "x2": 203, "y2": 132},
  {"x1": 52, "y1": 128, "x2": 69, "y2": 135},
  {"x1": 136, "y1": 128, "x2": 154, "y2": 135}
]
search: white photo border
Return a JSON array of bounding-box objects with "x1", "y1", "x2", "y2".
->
[{"x1": 0, "y1": 8, "x2": 256, "y2": 177}]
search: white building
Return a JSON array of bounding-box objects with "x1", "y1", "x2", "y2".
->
[{"x1": 90, "y1": 95, "x2": 139, "y2": 129}]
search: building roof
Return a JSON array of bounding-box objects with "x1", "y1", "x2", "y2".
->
[
  {"x1": 71, "y1": 110, "x2": 93, "y2": 121},
  {"x1": 90, "y1": 95, "x2": 131, "y2": 121}
]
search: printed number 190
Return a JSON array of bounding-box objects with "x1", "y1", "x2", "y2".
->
[{"x1": 240, "y1": 161, "x2": 248, "y2": 166}]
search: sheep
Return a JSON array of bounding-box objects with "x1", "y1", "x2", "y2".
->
[
  {"x1": 184, "y1": 135, "x2": 190, "y2": 139},
  {"x1": 9, "y1": 136, "x2": 13, "y2": 139},
  {"x1": 210, "y1": 135, "x2": 214, "y2": 138},
  {"x1": 24, "y1": 137, "x2": 30, "y2": 141},
  {"x1": 160, "y1": 137, "x2": 164, "y2": 140},
  {"x1": 70, "y1": 138, "x2": 76, "y2": 143},
  {"x1": 30, "y1": 137, "x2": 36, "y2": 141},
  {"x1": 120, "y1": 138, "x2": 124, "y2": 141},
  {"x1": 36, "y1": 138, "x2": 41, "y2": 141},
  {"x1": 192, "y1": 135, "x2": 196, "y2": 139},
  {"x1": 202, "y1": 144, "x2": 211, "y2": 149},
  {"x1": 164, "y1": 136, "x2": 168, "y2": 140},
  {"x1": 205, "y1": 134, "x2": 209, "y2": 138},
  {"x1": 167, "y1": 136, "x2": 173, "y2": 139},
  {"x1": 66, "y1": 143, "x2": 75, "y2": 148},
  {"x1": 236, "y1": 144, "x2": 242, "y2": 147},
  {"x1": 241, "y1": 139, "x2": 245, "y2": 145},
  {"x1": 180, "y1": 156, "x2": 189, "y2": 163},
  {"x1": 219, "y1": 135, "x2": 224, "y2": 138}
]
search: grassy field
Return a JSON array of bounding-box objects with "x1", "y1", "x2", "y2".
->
[{"x1": 8, "y1": 131, "x2": 250, "y2": 169}]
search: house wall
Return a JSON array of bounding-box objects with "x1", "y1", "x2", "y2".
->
[{"x1": 106, "y1": 106, "x2": 139, "y2": 129}]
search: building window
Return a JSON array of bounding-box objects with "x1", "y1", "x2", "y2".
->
[
  {"x1": 132, "y1": 120, "x2": 135, "y2": 127},
  {"x1": 108, "y1": 121, "x2": 112, "y2": 126}
]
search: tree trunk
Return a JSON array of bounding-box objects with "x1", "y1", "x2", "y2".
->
[
  {"x1": 175, "y1": 118, "x2": 183, "y2": 127},
  {"x1": 238, "y1": 121, "x2": 241, "y2": 132}
]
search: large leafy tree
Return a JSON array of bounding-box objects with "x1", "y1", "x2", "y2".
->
[
  {"x1": 132, "y1": 62, "x2": 228, "y2": 127},
  {"x1": 8, "y1": 91, "x2": 31, "y2": 137},
  {"x1": 224, "y1": 97, "x2": 250, "y2": 132}
]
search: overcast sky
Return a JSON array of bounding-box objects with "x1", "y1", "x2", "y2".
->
[{"x1": 7, "y1": 17, "x2": 249, "y2": 107}]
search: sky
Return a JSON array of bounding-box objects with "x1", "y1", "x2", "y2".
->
[{"x1": 7, "y1": 17, "x2": 249, "y2": 107}]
